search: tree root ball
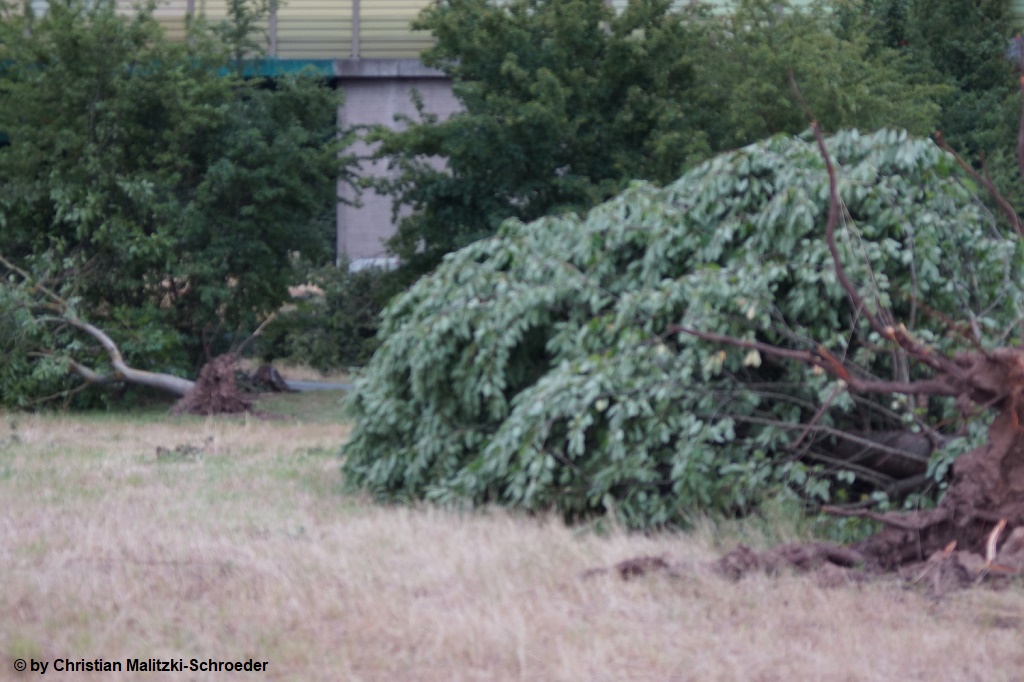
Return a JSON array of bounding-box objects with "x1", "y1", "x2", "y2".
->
[
  {"x1": 715, "y1": 397, "x2": 1024, "y2": 591},
  {"x1": 170, "y1": 354, "x2": 252, "y2": 416}
]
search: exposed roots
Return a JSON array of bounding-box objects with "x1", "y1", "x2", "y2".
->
[
  {"x1": 685, "y1": 82, "x2": 1024, "y2": 593},
  {"x1": 716, "y1": 375, "x2": 1024, "y2": 590},
  {"x1": 170, "y1": 354, "x2": 252, "y2": 416},
  {"x1": 244, "y1": 363, "x2": 293, "y2": 393}
]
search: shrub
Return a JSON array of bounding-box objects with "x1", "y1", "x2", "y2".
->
[
  {"x1": 258, "y1": 263, "x2": 391, "y2": 372},
  {"x1": 865, "y1": 0, "x2": 1023, "y2": 207}
]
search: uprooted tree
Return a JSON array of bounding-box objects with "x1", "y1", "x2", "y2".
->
[
  {"x1": 0, "y1": 258, "x2": 255, "y2": 414},
  {"x1": 342, "y1": 123, "x2": 1024, "y2": 539},
  {"x1": 347, "y1": 45, "x2": 1024, "y2": 571},
  {"x1": 0, "y1": 0, "x2": 351, "y2": 409}
]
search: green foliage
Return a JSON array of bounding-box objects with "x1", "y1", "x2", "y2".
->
[
  {"x1": 369, "y1": 0, "x2": 941, "y2": 275},
  {"x1": 368, "y1": 0, "x2": 705, "y2": 273},
  {"x1": 0, "y1": 0, "x2": 353, "y2": 406},
  {"x1": 342, "y1": 130, "x2": 1024, "y2": 529},
  {"x1": 696, "y1": 0, "x2": 942, "y2": 149},
  {"x1": 257, "y1": 262, "x2": 390, "y2": 372},
  {"x1": 865, "y1": 0, "x2": 1023, "y2": 204},
  {"x1": 0, "y1": 283, "x2": 70, "y2": 407},
  {"x1": 866, "y1": 0, "x2": 1017, "y2": 127}
]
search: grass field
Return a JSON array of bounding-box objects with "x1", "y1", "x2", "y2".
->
[{"x1": 2, "y1": 391, "x2": 1023, "y2": 681}]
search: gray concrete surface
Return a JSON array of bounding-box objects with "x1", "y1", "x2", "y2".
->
[
  {"x1": 285, "y1": 380, "x2": 354, "y2": 392},
  {"x1": 336, "y1": 61, "x2": 460, "y2": 262}
]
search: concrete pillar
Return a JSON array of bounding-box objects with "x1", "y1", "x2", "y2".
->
[{"x1": 334, "y1": 59, "x2": 459, "y2": 267}]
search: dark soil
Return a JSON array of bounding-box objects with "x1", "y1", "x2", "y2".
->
[{"x1": 170, "y1": 354, "x2": 252, "y2": 416}]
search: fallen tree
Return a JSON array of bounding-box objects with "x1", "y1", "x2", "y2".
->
[
  {"x1": 0, "y1": 254, "x2": 263, "y2": 414},
  {"x1": 342, "y1": 119, "x2": 1024, "y2": 532},
  {"x1": 0, "y1": 0, "x2": 348, "y2": 409}
]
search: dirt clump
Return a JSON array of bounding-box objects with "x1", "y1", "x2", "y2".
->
[{"x1": 170, "y1": 354, "x2": 252, "y2": 416}]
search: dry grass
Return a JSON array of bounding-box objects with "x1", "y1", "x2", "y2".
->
[{"x1": 2, "y1": 399, "x2": 1023, "y2": 681}]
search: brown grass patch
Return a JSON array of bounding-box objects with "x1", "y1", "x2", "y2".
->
[{"x1": 1, "y1": 408, "x2": 1022, "y2": 681}]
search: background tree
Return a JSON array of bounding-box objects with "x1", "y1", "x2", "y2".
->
[
  {"x1": 368, "y1": 0, "x2": 942, "y2": 278},
  {"x1": 694, "y1": 0, "x2": 942, "y2": 150},
  {"x1": 864, "y1": 0, "x2": 1023, "y2": 206},
  {"x1": 0, "y1": 0, "x2": 354, "y2": 406},
  {"x1": 866, "y1": 0, "x2": 1017, "y2": 154}
]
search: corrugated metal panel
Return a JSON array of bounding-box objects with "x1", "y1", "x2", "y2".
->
[
  {"x1": 149, "y1": 0, "x2": 190, "y2": 42},
  {"x1": 357, "y1": 0, "x2": 434, "y2": 58},
  {"x1": 195, "y1": 0, "x2": 230, "y2": 21},
  {"x1": 180, "y1": 0, "x2": 274, "y2": 54},
  {"x1": 276, "y1": 0, "x2": 354, "y2": 59},
  {"x1": 24, "y1": 0, "x2": 1024, "y2": 60}
]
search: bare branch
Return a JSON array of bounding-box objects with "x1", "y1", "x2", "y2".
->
[
  {"x1": 935, "y1": 133, "x2": 1023, "y2": 237},
  {"x1": 788, "y1": 72, "x2": 895, "y2": 340},
  {"x1": 822, "y1": 505, "x2": 950, "y2": 532},
  {"x1": 731, "y1": 415, "x2": 938, "y2": 464},
  {"x1": 232, "y1": 311, "x2": 278, "y2": 357},
  {"x1": 788, "y1": 75, "x2": 974, "y2": 390},
  {"x1": 667, "y1": 324, "x2": 824, "y2": 366},
  {"x1": 789, "y1": 383, "x2": 844, "y2": 453},
  {"x1": 39, "y1": 316, "x2": 195, "y2": 396},
  {"x1": 801, "y1": 449, "x2": 896, "y2": 490},
  {"x1": 806, "y1": 122, "x2": 973, "y2": 386},
  {"x1": 668, "y1": 324, "x2": 961, "y2": 397},
  {"x1": 0, "y1": 251, "x2": 65, "y2": 306},
  {"x1": 809, "y1": 120, "x2": 893, "y2": 339}
]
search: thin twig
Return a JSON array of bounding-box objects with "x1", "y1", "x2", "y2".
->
[
  {"x1": 729, "y1": 414, "x2": 933, "y2": 463},
  {"x1": 935, "y1": 132, "x2": 1023, "y2": 237},
  {"x1": 789, "y1": 383, "x2": 844, "y2": 453},
  {"x1": 0, "y1": 251, "x2": 65, "y2": 306}
]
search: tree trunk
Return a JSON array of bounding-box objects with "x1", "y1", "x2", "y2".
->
[{"x1": 59, "y1": 317, "x2": 196, "y2": 396}]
